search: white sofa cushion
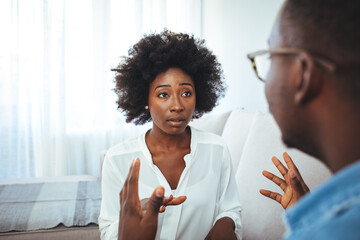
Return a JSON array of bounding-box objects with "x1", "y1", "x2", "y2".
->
[
  {"x1": 222, "y1": 108, "x2": 255, "y2": 171},
  {"x1": 190, "y1": 110, "x2": 232, "y2": 136},
  {"x1": 233, "y1": 112, "x2": 332, "y2": 240}
]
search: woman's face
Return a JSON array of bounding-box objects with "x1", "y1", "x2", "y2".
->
[{"x1": 148, "y1": 67, "x2": 196, "y2": 136}]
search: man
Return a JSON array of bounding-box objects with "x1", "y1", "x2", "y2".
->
[
  {"x1": 249, "y1": 0, "x2": 360, "y2": 239},
  {"x1": 118, "y1": 0, "x2": 360, "y2": 239}
]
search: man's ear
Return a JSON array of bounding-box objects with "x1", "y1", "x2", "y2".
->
[{"x1": 294, "y1": 52, "x2": 323, "y2": 105}]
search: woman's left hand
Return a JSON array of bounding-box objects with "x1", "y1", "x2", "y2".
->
[{"x1": 204, "y1": 217, "x2": 237, "y2": 240}]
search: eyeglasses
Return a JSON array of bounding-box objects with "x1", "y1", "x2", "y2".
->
[{"x1": 247, "y1": 48, "x2": 336, "y2": 82}]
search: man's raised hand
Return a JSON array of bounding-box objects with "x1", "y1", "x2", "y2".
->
[{"x1": 259, "y1": 152, "x2": 309, "y2": 209}]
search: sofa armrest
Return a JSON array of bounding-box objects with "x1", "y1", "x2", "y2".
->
[{"x1": 234, "y1": 112, "x2": 332, "y2": 240}]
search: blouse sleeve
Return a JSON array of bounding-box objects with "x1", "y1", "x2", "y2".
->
[
  {"x1": 98, "y1": 153, "x2": 125, "y2": 240},
  {"x1": 214, "y1": 145, "x2": 243, "y2": 240}
]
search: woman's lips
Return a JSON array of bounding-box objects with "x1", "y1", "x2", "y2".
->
[{"x1": 167, "y1": 118, "x2": 186, "y2": 127}]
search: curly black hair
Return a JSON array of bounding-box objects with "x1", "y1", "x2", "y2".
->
[{"x1": 112, "y1": 30, "x2": 226, "y2": 125}]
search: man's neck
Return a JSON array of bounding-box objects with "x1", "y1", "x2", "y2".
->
[{"x1": 315, "y1": 101, "x2": 360, "y2": 173}]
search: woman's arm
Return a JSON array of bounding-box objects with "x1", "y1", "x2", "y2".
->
[
  {"x1": 207, "y1": 145, "x2": 242, "y2": 240},
  {"x1": 99, "y1": 153, "x2": 126, "y2": 240},
  {"x1": 205, "y1": 217, "x2": 237, "y2": 240}
]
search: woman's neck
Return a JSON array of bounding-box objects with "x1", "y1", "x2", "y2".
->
[{"x1": 146, "y1": 126, "x2": 191, "y2": 152}]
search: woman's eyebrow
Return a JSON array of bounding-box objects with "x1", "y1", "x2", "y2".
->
[
  {"x1": 179, "y1": 83, "x2": 194, "y2": 88},
  {"x1": 154, "y1": 84, "x2": 171, "y2": 91},
  {"x1": 154, "y1": 83, "x2": 193, "y2": 91}
]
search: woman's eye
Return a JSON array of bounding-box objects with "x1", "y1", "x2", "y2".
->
[
  {"x1": 158, "y1": 92, "x2": 168, "y2": 98},
  {"x1": 182, "y1": 91, "x2": 192, "y2": 97}
]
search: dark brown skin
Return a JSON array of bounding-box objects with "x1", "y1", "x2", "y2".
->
[
  {"x1": 118, "y1": 67, "x2": 236, "y2": 240},
  {"x1": 145, "y1": 68, "x2": 195, "y2": 190},
  {"x1": 118, "y1": 158, "x2": 164, "y2": 240},
  {"x1": 260, "y1": 152, "x2": 309, "y2": 209},
  {"x1": 141, "y1": 194, "x2": 187, "y2": 213},
  {"x1": 146, "y1": 68, "x2": 235, "y2": 237},
  {"x1": 261, "y1": 6, "x2": 360, "y2": 208},
  {"x1": 205, "y1": 217, "x2": 237, "y2": 240},
  {"x1": 145, "y1": 128, "x2": 190, "y2": 190}
]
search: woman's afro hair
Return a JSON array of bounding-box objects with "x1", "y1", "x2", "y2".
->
[{"x1": 113, "y1": 30, "x2": 226, "y2": 125}]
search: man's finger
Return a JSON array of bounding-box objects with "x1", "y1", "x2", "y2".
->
[
  {"x1": 288, "y1": 169, "x2": 306, "y2": 197},
  {"x1": 272, "y1": 156, "x2": 288, "y2": 177},
  {"x1": 259, "y1": 189, "x2": 282, "y2": 203},
  {"x1": 283, "y1": 153, "x2": 310, "y2": 192},
  {"x1": 262, "y1": 170, "x2": 287, "y2": 191},
  {"x1": 283, "y1": 152, "x2": 298, "y2": 170}
]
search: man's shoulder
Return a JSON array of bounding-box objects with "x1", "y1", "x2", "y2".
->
[
  {"x1": 284, "y1": 160, "x2": 360, "y2": 240},
  {"x1": 285, "y1": 201, "x2": 360, "y2": 240}
]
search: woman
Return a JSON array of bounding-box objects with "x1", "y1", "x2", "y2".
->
[{"x1": 99, "y1": 30, "x2": 242, "y2": 240}]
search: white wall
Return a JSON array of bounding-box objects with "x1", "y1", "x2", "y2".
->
[
  {"x1": 201, "y1": 0, "x2": 284, "y2": 114},
  {"x1": 105, "y1": 0, "x2": 284, "y2": 115}
]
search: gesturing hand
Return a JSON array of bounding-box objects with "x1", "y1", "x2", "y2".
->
[
  {"x1": 141, "y1": 194, "x2": 187, "y2": 213},
  {"x1": 259, "y1": 152, "x2": 310, "y2": 209},
  {"x1": 118, "y1": 158, "x2": 164, "y2": 240}
]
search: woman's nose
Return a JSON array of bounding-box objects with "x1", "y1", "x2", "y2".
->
[{"x1": 170, "y1": 97, "x2": 184, "y2": 112}]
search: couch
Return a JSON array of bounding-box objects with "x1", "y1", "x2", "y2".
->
[
  {"x1": 0, "y1": 108, "x2": 332, "y2": 240},
  {"x1": 0, "y1": 176, "x2": 101, "y2": 240},
  {"x1": 190, "y1": 108, "x2": 332, "y2": 240}
]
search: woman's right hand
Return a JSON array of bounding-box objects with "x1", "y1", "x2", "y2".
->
[
  {"x1": 141, "y1": 194, "x2": 187, "y2": 213},
  {"x1": 118, "y1": 158, "x2": 164, "y2": 240}
]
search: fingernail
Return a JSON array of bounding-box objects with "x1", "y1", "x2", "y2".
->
[{"x1": 156, "y1": 187, "x2": 164, "y2": 197}]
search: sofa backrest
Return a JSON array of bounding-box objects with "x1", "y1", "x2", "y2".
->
[
  {"x1": 191, "y1": 108, "x2": 333, "y2": 240},
  {"x1": 190, "y1": 110, "x2": 232, "y2": 136}
]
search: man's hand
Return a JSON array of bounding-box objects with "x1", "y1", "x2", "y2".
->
[
  {"x1": 259, "y1": 152, "x2": 310, "y2": 209},
  {"x1": 204, "y1": 217, "x2": 237, "y2": 240},
  {"x1": 118, "y1": 158, "x2": 164, "y2": 240}
]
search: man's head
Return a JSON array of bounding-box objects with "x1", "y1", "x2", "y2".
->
[
  {"x1": 278, "y1": 0, "x2": 360, "y2": 91},
  {"x1": 263, "y1": 0, "x2": 360, "y2": 166}
]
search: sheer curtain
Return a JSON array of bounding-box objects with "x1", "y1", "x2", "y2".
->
[
  {"x1": 0, "y1": 0, "x2": 202, "y2": 179},
  {"x1": 0, "y1": 0, "x2": 283, "y2": 179}
]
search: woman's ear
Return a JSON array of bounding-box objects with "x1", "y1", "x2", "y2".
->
[{"x1": 294, "y1": 52, "x2": 323, "y2": 105}]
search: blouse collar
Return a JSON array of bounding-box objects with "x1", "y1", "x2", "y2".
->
[{"x1": 139, "y1": 125, "x2": 197, "y2": 168}]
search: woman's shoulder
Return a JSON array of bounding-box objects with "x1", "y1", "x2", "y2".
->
[
  {"x1": 105, "y1": 135, "x2": 143, "y2": 160},
  {"x1": 101, "y1": 136, "x2": 145, "y2": 181}
]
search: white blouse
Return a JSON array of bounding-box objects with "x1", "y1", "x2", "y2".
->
[{"x1": 98, "y1": 126, "x2": 242, "y2": 240}]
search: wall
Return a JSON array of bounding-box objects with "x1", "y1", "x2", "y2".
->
[{"x1": 201, "y1": 0, "x2": 284, "y2": 114}]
